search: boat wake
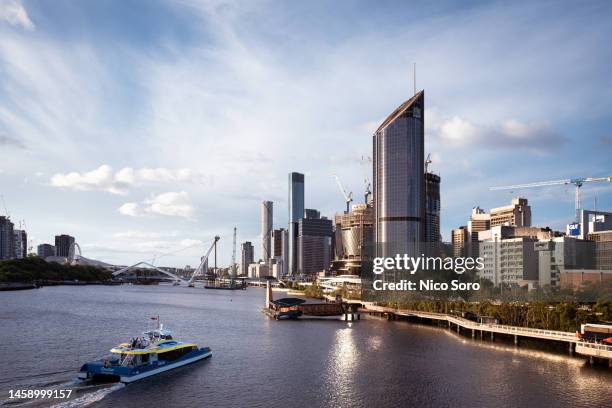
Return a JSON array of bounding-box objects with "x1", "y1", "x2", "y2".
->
[{"x1": 49, "y1": 383, "x2": 124, "y2": 408}]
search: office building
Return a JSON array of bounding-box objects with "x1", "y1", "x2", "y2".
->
[
  {"x1": 37, "y1": 243, "x2": 56, "y2": 259},
  {"x1": 490, "y1": 197, "x2": 531, "y2": 228},
  {"x1": 271, "y1": 228, "x2": 285, "y2": 258},
  {"x1": 559, "y1": 269, "x2": 612, "y2": 291},
  {"x1": 451, "y1": 226, "x2": 469, "y2": 257},
  {"x1": 373, "y1": 91, "x2": 425, "y2": 256},
  {"x1": 424, "y1": 172, "x2": 441, "y2": 243},
  {"x1": 248, "y1": 262, "x2": 269, "y2": 279},
  {"x1": 466, "y1": 206, "x2": 490, "y2": 257},
  {"x1": 288, "y1": 172, "x2": 305, "y2": 275},
  {"x1": 567, "y1": 209, "x2": 612, "y2": 240},
  {"x1": 535, "y1": 237, "x2": 595, "y2": 288},
  {"x1": 0, "y1": 216, "x2": 15, "y2": 260},
  {"x1": 55, "y1": 234, "x2": 75, "y2": 258},
  {"x1": 297, "y1": 211, "x2": 333, "y2": 275},
  {"x1": 588, "y1": 230, "x2": 612, "y2": 270},
  {"x1": 332, "y1": 203, "x2": 374, "y2": 275},
  {"x1": 261, "y1": 201, "x2": 273, "y2": 262},
  {"x1": 13, "y1": 229, "x2": 27, "y2": 259},
  {"x1": 479, "y1": 237, "x2": 538, "y2": 287},
  {"x1": 240, "y1": 241, "x2": 254, "y2": 276}
]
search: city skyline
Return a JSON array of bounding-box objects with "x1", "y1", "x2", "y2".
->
[{"x1": 1, "y1": 0, "x2": 612, "y2": 267}]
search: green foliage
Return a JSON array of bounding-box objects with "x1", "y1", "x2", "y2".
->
[
  {"x1": 304, "y1": 283, "x2": 324, "y2": 299},
  {"x1": 0, "y1": 257, "x2": 112, "y2": 283}
]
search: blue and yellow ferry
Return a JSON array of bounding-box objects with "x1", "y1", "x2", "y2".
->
[{"x1": 78, "y1": 322, "x2": 211, "y2": 383}]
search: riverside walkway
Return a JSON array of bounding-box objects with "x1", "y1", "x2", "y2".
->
[{"x1": 357, "y1": 303, "x2": 612, "y2": 365}]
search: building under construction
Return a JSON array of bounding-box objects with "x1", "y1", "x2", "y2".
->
[{"x1": 331, "y1": 203, "x2": 374, "y2": 276}]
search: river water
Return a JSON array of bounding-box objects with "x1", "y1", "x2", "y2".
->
[{"x1": 0, "y1": 285, "x2": 610, "y2": 408}]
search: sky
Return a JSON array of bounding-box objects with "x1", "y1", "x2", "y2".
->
[{"x1": 1, "y1": 0, "x2": 612, "y2": 268}]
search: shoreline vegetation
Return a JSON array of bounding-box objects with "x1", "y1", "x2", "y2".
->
[{"x1": 0, "y1": 257, "x2": 113, "y2": 289}]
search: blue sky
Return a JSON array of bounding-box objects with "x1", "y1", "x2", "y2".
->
[{"x1": 1, "y1": 0, "x2": 611, "y2": 267}]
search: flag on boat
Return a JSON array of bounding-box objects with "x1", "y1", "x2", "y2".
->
[{"x1": 150, "y1": 316, "x2": 158, "y2": 320}]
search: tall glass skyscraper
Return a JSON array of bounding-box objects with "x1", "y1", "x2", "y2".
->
[
  {"x1": 261, "y1": 201, "x2": 273, "y2": 262},
  {"x1": 288, "y1": 172, "x2": 305, "y2": 275},
  {"x1": 373, "y1": 91, "x2": 425, "y2": 256}
]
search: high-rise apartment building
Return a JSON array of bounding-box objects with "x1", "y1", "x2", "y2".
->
[
  {"x1": 0, "y1": 216, "x2": 15, "y2": 260},
  {"x1": 271, "y1": 228, "x2": 285, "y2": 258},
  {"x1": 297, "y1": 212, "x2": 333, "y2": 275},
  {"x1": 55, "y1": 234, "x2": 75, "y2": 258},
  {"x1": 490, "y1": 198, "x2": 531, "y2": 228},
  {"x1": 13, "y1": 229, "x2": 27, "y2": 259},
  {"x1": 240, "y1": 241, "x2": 254, "y2": 276},
  {"x1": 37, "y1": 244, "x2": 56, "y2": 259},
  {"x1": 451, "y1": 226, "x2": 469, "y2": 257},
  {"x1": 261, "y1": 201, "x2": 273, "y2": 262},
  {"x1": 424, "y1": 172, "x2": 441, "y2": 243},
  {"x1": 288, "y1": 172, "x2": 305, "y2": 275},
  {"x1": 373, "y1": 91, "x2": 425, "y2": 256}
]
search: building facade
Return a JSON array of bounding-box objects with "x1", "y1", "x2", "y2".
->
[
  {"x1": 424, "y1": 172, "x2": 441, "y2": 243},
  {"x1": 490, "y1": 198, "x2": 531, "y2": 228},
  {"x1": 288, "y1": 172, "x2": 305, "y2": 275},
  {"x1": 0, "y1": 216, "x2": 15, "y2": 260},
  {"x1": 373, "y1": 91, "x2": 425, "y2": 257},
  {"x1": 261, "y1": 201, "x2": 273, "y2": 262},
  {"x1": 451, "y1": 226, "x2": 469, "y2": 257},
  {"x1": 332, "y1": 203, "x2": 374, "y2": 276},
  {"x1": 54, "y1": 234, "x2": 75, "y2": 258},
  {"x1": 37, "y1": 243, "x2": 56, "y2": 258},
  {"x1": 13, "y1": 229, "x2": 27, "y2": 259},
  {"x1": 297, "y1": 212, "x2": 333, "y2": 275},
  {"x1": 589, "y1": 230, "x2": 612, "y2": 270},
  {"x1": 240, "y1": 241, "x2": 254, "y2": 276}
]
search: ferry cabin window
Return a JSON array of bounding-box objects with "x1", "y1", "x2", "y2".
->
[
  {"x1": 159, "y1": 347, "x2": 195, "y2": 362},
  {"x1": 141, "y1": 353, "x2": 149, "y2": 364}
]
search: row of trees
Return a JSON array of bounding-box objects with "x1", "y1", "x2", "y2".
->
[
  {"x1": 0, "y1": 257, "x2": 112, "y2": 283},
  {"x1": 381, "y1": 299, "x2": 612, "y2": 332}
]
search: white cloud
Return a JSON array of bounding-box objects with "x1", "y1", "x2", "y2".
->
[
  {"x1": 118, "y1": 202, "x2": 141, "y2": 217},
  {"x1": 144, "y1": 191, "x2": 194, "y2": 217},
  {"x1": 0, "y1": 0, "x2": 34, "y2": 30},
  {"x1": 113, "y1": 230, "x2": 180, "y2": 239},
  {"x1": 50, "y1": 165, "x2": 209, "y2": 195},
  {"x1": 430, "y1": 113, "x2": 564, "y2": 153},
  {"x1": 118, "y1": 191, "x2": 195, "y2": 218}
]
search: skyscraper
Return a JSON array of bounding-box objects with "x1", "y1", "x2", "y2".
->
[
  {"x1": 424, "y1": 172, "x2": 441, "y2": 243},
  {"x1": 240, "y1": 241, "x2": 254, "y2": 276},
  {"x1": 55, "y1": 234, "x2": 75, "y2": 258},
  {"x1": 297, "y1": 211, "x2": 333, "y2": 275},
  {"x1": 288, "y1": 172, "x2": 305, "y2": 275},
  {"x1": 13, "y1": 229, "x2": 27, "y2": 259},
  {"x1": 0, "y1": 216, "x2": 15, "y2": 260},
  {"x1": 373, "y1": 91, "x2": 425, "y2": 256},
  {"x1": 261, "y1": 201, "x2": 273, "y2": 262}
]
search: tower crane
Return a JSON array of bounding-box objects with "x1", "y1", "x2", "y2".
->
[
  {"x1": 425, "y1": 153, "x2": 432, "y2": 173},
  {"x1": 361, "y1": 155, "x2": 373, "y2": 204},
  {"x1": 490, "y1": 175, "x2": 612, "y2": 215},
  {"x1": 333, "y1": 174, "x2": 353, "y2": 213}
]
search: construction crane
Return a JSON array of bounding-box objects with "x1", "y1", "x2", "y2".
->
[
  {"x1": 333, "y1": 174, "x2": 353, "y2": 213},
  {"x1": 490, "y1": 175, "x2": 612, "y2": 214},
  {"x1": 231, "y1": 227, "x2": 237, "y2": 277},
  {"x1": 361, "y1": 155, "x2": 373, "y2": 204},
  {"x1": 425, "y1": 153, "x2": 432, "y2": 173}
]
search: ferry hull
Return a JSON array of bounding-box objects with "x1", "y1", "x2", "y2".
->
[{"x1": 79, "y1": 347, "x2": 212, "y2": 384}]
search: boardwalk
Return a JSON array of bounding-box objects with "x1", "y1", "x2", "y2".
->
[{"x1": 362, "y1": 304, "x2": 612, "y2": 364}]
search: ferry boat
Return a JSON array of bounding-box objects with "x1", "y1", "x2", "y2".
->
[{"x1": 78, "y1": 322, "x2": 211, "y2": 383}]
